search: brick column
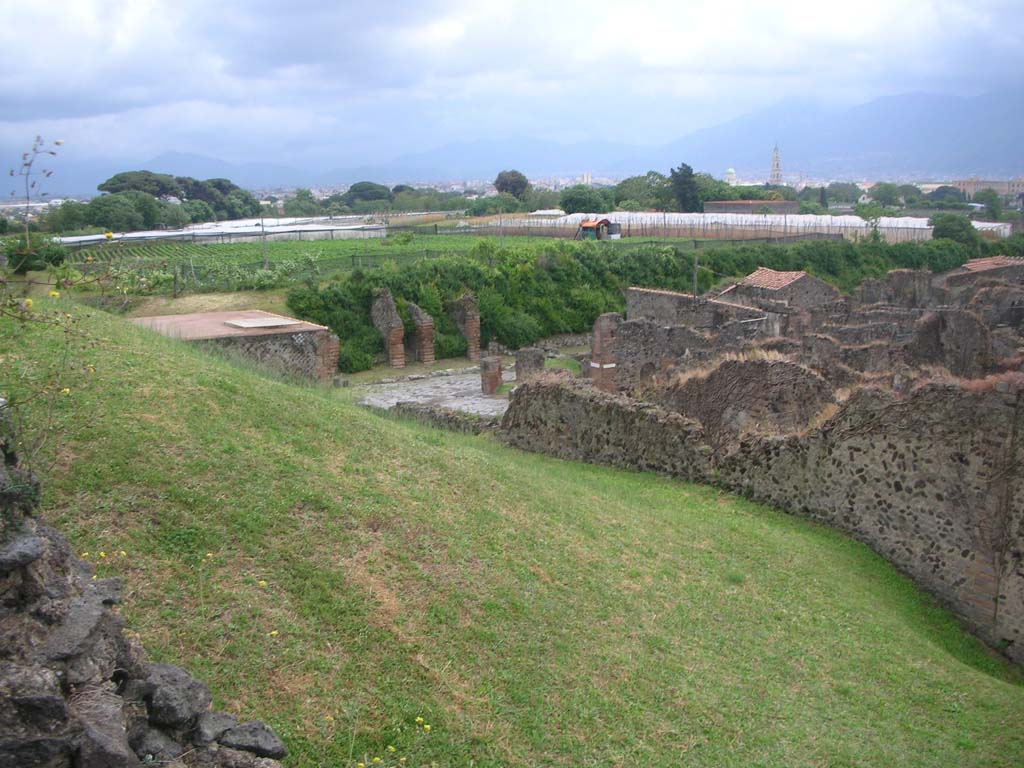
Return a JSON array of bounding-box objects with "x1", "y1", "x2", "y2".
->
[
  {"x1": 386, "y1": 328, "x2": 405, "y2": 368},
  {"x1": 416, "y1": 322, "x2": 435, "y2": 364},
  {"x1": 315, "y1": 331, "x2": 341, "y2": 380},
  {"x1": 480, "y1": 356, "x2": 502, "y2": 395},
  {"x1": 590, "y1": 312, "x2": 622, "y2": 392}
]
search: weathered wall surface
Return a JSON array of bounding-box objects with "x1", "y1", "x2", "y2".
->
[
  {"x1": 731, "y1": 274, "x2": 840, "y2": 310},
  {"x1": 655, "y1": 359, "x2": 835, "y2": 448},
  {"x1": 857, "y1": 269, "x2": 937, "y2": 308},
  {"x1": 0, "y1": 405, "x2": 287, "y2": 767},
  {"x1": 501, "y1": 377, "x2": 1024, "y2": 663},
  {"x1": 204, "y1": 329, "x2": 339, "y2": 381},
  {"x1": 501, "y1": 375, "x2": 711, "y2": 483},
  {"x1": 626, "y1": 287, "x2": 776, "y2": 330},
  {"x1": 614, "y1": 320, "x2": 712, "y2": 392}
]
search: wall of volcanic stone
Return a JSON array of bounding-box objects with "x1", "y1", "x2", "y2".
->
[{"x1": 501, "y1": 376, "x2": 1024, "y2": 663}]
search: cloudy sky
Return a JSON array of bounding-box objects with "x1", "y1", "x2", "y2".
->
[{"x1": 2, "y1": 0, "x2": 1022, "y2": 173}]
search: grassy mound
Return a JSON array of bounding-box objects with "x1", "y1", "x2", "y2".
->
[{"x1": 4, "y1": 301, "x2": 1023, "y2": 767}]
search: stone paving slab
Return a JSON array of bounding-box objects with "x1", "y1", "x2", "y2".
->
[{"x1": 358, "y1": 370, "x2": 515, "y2": 418}]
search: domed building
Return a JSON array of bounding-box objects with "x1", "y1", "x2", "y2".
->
[{"x1": 724, "y1": 168, "x2": 737, "y2": 186}]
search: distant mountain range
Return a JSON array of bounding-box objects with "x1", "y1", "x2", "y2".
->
[{"x1": 21, "y1": 88, "x2": 1024, "y2": 196}]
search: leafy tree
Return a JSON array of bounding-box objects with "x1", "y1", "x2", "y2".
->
[
  {"x1": 117, "y1": 190, "x2": 160, "y2": 229},
  {"x1": 342, "y1": 181, "x2": 392, "y2": 207},
  {"x1": 929, "y1": 185, "x2": 965, "y2": 204},
  {"x1": 45, "y1": 200, "x2": 88, "y2": 232},
  {"x1": 466, "y1": 193, "x2": 521, "y2": 216},
  {"x1": 86, "y1": 194, "x2": 144, "y2": 231},
  {"x1": 819, "y1": 187, "x2": 828, "y2": 209},
  {"x1": 613, "y1": 172, "x2": 671, "y2": 210},
  {"x1": 182, "y1": 199, "x2": 215, "y2": 223},
  {"x1": 972, "y1": 188, "x2": 1002, "y2": 220},
  {"x1": 391, "y1": 184, "x2": 414, "y2": 195},
  {"x1": 97, "y1": 170, "x2": 182, "y2": 199},
  {"x1": 868, "y1": 182, "x2": 901, "y2": 207},
  {"x1": 158, "y1": 201, "x2": 191, "y2": 229},
  {"x1": 559, "y1": 185, "x2": 608, "y2": 215},
  {"x1": 825, "y1": 182, "x2": 862, "y2": 204},
  {"x1": 494, "y1": 170, "x2": 531, "y2": 200},
  {"x1": 669, "y1": 163, "x2": 700, "y2": 212},
  {"x1": 930, "y1": 212, "x2": 981, "y2": 248},
  {"x1": 897, "y1": 184, "x2": 923, "y2": 205},
  {"x1": 283, "y1": 188, "x2": 320, "y2": 217},
  {"x1": 694, "y1": 173, "x2": 734, "y2": 207},
  {"x1": 799, "y1": 201, "x2": 827, "y2": 215}
]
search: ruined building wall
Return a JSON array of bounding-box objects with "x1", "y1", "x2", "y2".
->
[
  {"x1": 449, "y1": 294, "x2": 481, "y2": 361},
  {"x1": 371, "y1": 289, "x2": 406, "y2": 368},
  {"x1": 405, "y1": 302, "x2": 436, "y2": 364},
  {"x1": 613, "y1": 320, "x2": 712, "y2": 392},
  {"x1": 655, "y1": 359, "x2": 835, "y2": 448},
  {"x1": 204, "y1": 329, "x2": 339, "y2": 381},
  {"x1": 625, "y1": 287, "x2": 773, "y2": 330},
  {"x1": 501, "y1": 377, "x2": 1024, "y2": 663},
  {"x1": 730, "y1": 274, "x2": 840, "y2": 310}
]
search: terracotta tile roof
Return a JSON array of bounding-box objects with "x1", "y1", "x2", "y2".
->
[
  {"x1": 960, "y1": 255, "x2": 1024, "y2": 273},
  {"x1": 740, "y1": 267, "x2": 807, "y2": 291}
]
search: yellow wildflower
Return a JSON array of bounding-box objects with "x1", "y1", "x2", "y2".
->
[
  {"x1": 86, "y1": 364, "x2": 96, "y2": 373},
  {"x1": 120, "y1": 550, "x2": 127, "y2": 557},
  {"x1": 48, "y1": 290, "x2": 60, "y2": 298},
  {"x1": 104, "y1": 231, "x2": 113, "y2": 239},
  {"x1": 23, "y1": 298, "x2": 33, "y2": 309},
  {"x1": 60, "y1": 388, "x2": 71, "y2": 396},
  {"x1": 99, "y1": 551, "x2": 106, "y2": 558},
  {"x1": 386, "y1": 745, "x2": 396, "y2": 753},
  {"x1": 81, "y1": 552, "x2": 89, "y2": 558},
  {"x1": 357, "y1": 763, "x2": 365, "y2": 768},
  {"x1": 324, "y1": 714, "x2": 334, "y2": 722},
  {"x1": 267, "y1": 629, "x2": 279, "y2": 637},
  {"x1": 423, "y1": 724, "x2": 431, "y2": 732},
  {"x1": 206, "y1": 552, "x2": 214, "y2": 559},
  {"x1": 415, "y1": 717, "x2": 424, "y2": 724},
  {"x1": 373, "y1": 759, "x2": 382, "y2": 765},
  {"x1": 257, "y1": 580, "x2": 268, "y2": 588}
]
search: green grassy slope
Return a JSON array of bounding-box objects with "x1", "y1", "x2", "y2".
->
[{"x1": 4, "y1": 301, "x2": 1023, "y2": 768}]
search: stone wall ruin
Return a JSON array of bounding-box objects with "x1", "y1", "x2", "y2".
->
[{"x1": 501, "y1": 375, "x2": 1024, "y2": 664}]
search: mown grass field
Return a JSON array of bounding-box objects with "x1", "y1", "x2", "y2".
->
[{"x1": 3, "y1": 299, "x2": 1024, "y2": 767}]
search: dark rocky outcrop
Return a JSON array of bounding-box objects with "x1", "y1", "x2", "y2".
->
[{"x1": 0, "y1": 401, "x2": 287, "y2": 767}]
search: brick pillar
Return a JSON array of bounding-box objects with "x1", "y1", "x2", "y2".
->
[
  {"x1": 315, "y1": 331, "x2": 341, "y2": 380},
  {"x1": 480, "y1": 356, "x2": 502, "y2": 395},
  {"x1": 515, "y1": 347, "x2": 545, "y2": 382},
  {"x1": 451, "y1": 293, "x2": 481, "y2": 362},
  {"x1": 590, "y1": 312, "x2": 622, "y2": 392},
  {"x1": 386, "y1": 328, "x2": 405, "y2": 368},
  {"x1": 464, "y1": 314, "x2": 481, "y2": 361},
  {"x1": 416, "y1": 322, "x2": 435, "y2": 364}
]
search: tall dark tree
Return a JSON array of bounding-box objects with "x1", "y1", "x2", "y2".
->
[
  {"x1": 494, "y1": 170, "x2": 531, "y2": 200},
  {"x1": 819, "y1": 187, "x2": 828, "y2": 209},
  {"x1": 97, "y1": 170, "x2": 182, "y2": 199},
  {"x1": 669, "y1": 162, "x2": 700, "y2": 212}
]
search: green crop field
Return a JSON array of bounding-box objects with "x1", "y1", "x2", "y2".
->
[{"x1": 4, "y1": 300, "x2": 1023, "y2": 767}]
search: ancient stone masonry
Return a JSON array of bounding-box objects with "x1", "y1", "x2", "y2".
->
[
  {"x1": 406, "y1": 302, "x2": 436, "y2": 364},
  {"x1": 903, "y1": 309, "x2": 992, "y2": 378},
  {"x1": 204, "y1": 329, "x2": 340, "y2": 381},
  {"x1": 655, "y1": 358, "x2": 835, "y2": 449},
  {"x1": 720, "y1": 267, "x2": 841, "y2": 310},
  {"x1": 449, "y1": 293, "x2": 481, "y2": 362},
  {"x1": 501, "y1": 375, "x2": 1024, "y2": 664},
  {"x1": 371, "y1": 289, "x2": 406, "y2": 368},
  {"x1": 515, "y1": 347, "x2": 545, "y2": 382},
  {"x1": 589, "y1": 313, "x2": 622, "y2": 393},
  {"x1": 480, "y1": 356, "x2": 503, "y2": 395},
  {"x1": 0, "y1": 404, "x2": 287, "y2": 767}
]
